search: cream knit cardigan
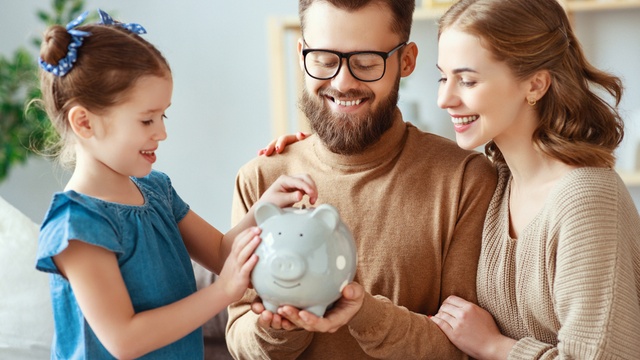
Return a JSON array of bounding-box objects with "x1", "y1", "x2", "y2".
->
[{"x1": 478, "y1": 163, "x2": 640, "y2": 359}]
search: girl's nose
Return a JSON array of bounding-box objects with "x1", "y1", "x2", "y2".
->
[{"x1": 154, "y1": 120, "x2": 167, "y2": 141}]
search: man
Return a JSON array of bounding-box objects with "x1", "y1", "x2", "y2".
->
[{"x1": 226, "y1": 0, "x2": 497, "y2": 358}]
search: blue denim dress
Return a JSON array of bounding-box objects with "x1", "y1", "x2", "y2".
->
[{"x1": 36, "y1": 170, "x2": 203, "y2": 359}]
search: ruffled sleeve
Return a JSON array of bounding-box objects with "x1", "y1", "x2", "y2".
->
[{"x1": 36, "y1": 191, "x2": 124, "y2": 274}]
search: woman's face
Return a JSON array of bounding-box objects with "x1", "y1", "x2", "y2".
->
[{"x1": 436, "y1": 28, "x2": 534, "y2": 151}]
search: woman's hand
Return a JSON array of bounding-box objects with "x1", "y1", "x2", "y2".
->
[
  {"x1": 431, "y1": 295, "x2": 516, "y2": 360},
  {"x1": 258, "y1": 132, "x2": 310, "y2": 156}
]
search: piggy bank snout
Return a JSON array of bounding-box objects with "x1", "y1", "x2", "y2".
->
[{"x1": 269, "y1": 251, "x2": 306, "y2": 281}]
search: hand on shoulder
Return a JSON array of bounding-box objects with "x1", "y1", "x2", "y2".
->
[{"x1": 258, "y1": 132, "x2": 311, "y2": 156}]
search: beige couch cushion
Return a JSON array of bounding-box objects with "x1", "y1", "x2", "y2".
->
[
  {"x1": 192, "y1": 261, "x2": 233, "y2": 359},
  {"x1": 0, "y1": 196, "x2": 53, "y2": 359}
]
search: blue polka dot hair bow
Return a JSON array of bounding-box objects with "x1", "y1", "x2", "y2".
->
[
  {"x1": 38, "y1": 11, "x2": 91, "y2": 77},
  {"x1": 39, "y1": 9, "x2": 147, "y2": 77},
  {"x1": 98, "y1": 9, "x2": 147, "y2": 34}
]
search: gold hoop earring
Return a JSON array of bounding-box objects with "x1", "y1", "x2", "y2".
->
[{"x1": 527, "y1": 98, "x2": 537, "y2": 106}]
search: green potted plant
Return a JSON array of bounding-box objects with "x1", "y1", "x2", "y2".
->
[{"x1": 0, "y1": 0, "x2": 88, "y2": 182}]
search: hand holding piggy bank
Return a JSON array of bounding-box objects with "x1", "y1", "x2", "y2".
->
[{"x1": 251, "y1": 202, "x2": 357, "y2": 317}]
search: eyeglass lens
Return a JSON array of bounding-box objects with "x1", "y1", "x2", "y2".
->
[{"x1": 305, "y1": 51, "x2": 386, "y2": 82}]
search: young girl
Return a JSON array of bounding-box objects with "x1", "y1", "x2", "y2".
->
[{"x1": 35, "y1": 10, "x2": 317, "y2": 359}]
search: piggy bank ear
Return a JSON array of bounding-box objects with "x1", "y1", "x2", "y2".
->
[
  {"x1": 254, "y1": 202, "x2": 283, "y2": 225},
  {"x1": 310, "y1": 204, "x2": 340, "y2": 230}
]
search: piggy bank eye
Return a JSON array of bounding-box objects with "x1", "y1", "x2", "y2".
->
[
  {"x1": 299, "y1": 233, "x2": 303, "y2": 237},
  {"x1": 278, "y1": 232, "x2": 282, "y2": 235}
]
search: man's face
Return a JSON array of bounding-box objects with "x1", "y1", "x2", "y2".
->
[{"x1": 298, "y1": 2, "x2": 404, "y2": 155}]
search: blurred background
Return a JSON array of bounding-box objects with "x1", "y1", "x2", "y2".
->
[{"x1": 1, "y1": 0, "x2": 639, "y2": 231}]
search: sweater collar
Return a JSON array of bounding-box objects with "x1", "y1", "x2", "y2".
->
[{"x1": 311, "y1": 108, "x2": 407, "y2": 169}]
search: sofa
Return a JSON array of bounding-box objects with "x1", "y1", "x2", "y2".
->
[
  {"x1": 0, "y1": 196, "x2": 53, "y2": 359},
  {"x1": 193, "y1": 263, "x2": 234, "y2": 359},
  {"x1": 0, "y1": 195, "x2": 232, "y2": 359}
]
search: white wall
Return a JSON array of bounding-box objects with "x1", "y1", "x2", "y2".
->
[
  {"x1": 1, "y1": 1, "x2": 639, "y2": 227},
  {"x1": 0, "y1": 0, "x2": 299, "y2": 229}
]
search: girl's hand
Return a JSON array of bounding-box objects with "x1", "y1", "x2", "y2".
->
[
  {"x1": 258, "y1": 132, "x2": 310, "y2": 156},
  {"x1": 430, "y1": 295, "x2": 516, "y2": 360},
  {"x1": 216, "y1": 227, "x2": 262, "y2": 302},
  {"x1": 259, "y1": 173, "x2": 318, "y2": 207}
]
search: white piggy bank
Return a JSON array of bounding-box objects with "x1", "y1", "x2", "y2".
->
[{"x1": 251, "y1": 202, "x2": 357, "y2": 317}]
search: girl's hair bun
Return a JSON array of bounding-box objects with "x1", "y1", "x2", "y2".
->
[{"x1": 40, "y1": 25, "x2": 71, "y2": 66}]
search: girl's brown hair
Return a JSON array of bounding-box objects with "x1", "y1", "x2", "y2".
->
[
  {"x1": 439, "y1": 0, "x2": 624, "y2": 168},
  {"x1": 39, "y1": 23, "x2": 171, "y2": 167}
]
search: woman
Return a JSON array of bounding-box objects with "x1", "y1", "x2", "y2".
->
[{"x1": 431, "y1": 0, "x2": 640, "y2": 359}]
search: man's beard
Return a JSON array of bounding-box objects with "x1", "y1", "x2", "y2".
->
[{"x1": 299, "y1": 76, "x2": 400, "y2": 155}]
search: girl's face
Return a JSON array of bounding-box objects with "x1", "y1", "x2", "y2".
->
[
  {"x1": 88, "y1": 75, "x2": 172, "y2": 178},
  {"x1": 436, "y1": 28, "x2": 533, "y2": 151}
]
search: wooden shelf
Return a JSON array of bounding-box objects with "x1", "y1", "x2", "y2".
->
[
  {"x1": 563, "y1": 0, "x2": 640, "y2": 12},
  {"x1": 619, "y1": 170, "x2": 640, "y2": 186},
  {"x1": 413, "y1": 0, "x2": 640, "y2": 17},
  {"x1": 413, "y1": 7, "x2": 448, "y2": 20}
]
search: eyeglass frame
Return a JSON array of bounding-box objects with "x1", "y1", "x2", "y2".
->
[{"x1": 302, "y1": 41, "x2": 407, "y2": 82}]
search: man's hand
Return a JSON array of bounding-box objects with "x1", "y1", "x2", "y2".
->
[
  {"x1": 276, "y1": 282, "x2": 365, "y2": 333},
  {"x1": 251, "y1": 298, "x2": 299, "y2": 331}
]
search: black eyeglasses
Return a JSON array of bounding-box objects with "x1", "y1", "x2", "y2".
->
[{"x1": 302, "y1": 41, "x2": 406, "y2": 82}]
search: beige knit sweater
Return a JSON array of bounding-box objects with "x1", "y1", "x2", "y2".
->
[
  {"x1": 226, "y1": 113, "x2": 497, "y2": 359},
  {"x1": 478, "y1": 163, "x2": 640, "y2": 359}
]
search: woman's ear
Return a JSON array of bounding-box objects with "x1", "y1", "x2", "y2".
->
[
  {"x1": 400, "y1": 42, "x2": 418, "y2": 78},
  {"x1": 68, "y1": 106, "x2": 94, "y2": 139},
  {"x1": 527, "y1": 69, "x2": 551, "y2": 101}
]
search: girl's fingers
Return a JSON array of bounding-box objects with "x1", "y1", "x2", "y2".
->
[
  {"x1": 230, "y1": 227, "x2": 260, "y2": 256},
  {"x1": 237, "y1": 235, "x2": 261, "y2": 263},
  {"x1": 278, "y1": 174, "x2": 317, "y2": 198},
  {"x1": 294, "y1": 173, "x2": 316, "y2": 188},
  {"x1": 293, "y1": 174, "x2": 318, "y2": 204},
  {"x1": 236, "y1": 227, "x2": 260, "y2": 245},
  {"x1": 239, "y1": 253, "x2": 259, "y2": 276}
]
